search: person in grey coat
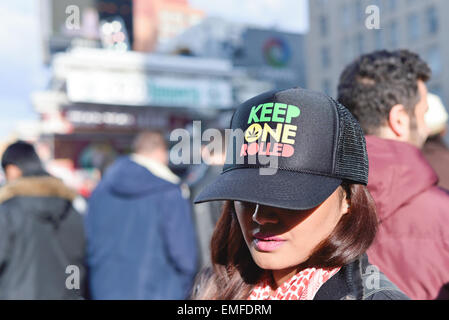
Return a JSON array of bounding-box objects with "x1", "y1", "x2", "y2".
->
[{"x1": 0, "y1": 141, "x2": 86, "y2": 299}]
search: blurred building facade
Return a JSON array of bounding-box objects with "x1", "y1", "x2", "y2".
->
[
  {"x1": 31, "y1": 47, "x2": 239, "y2": 194},
  {"x1": 133, "y1": 0, "x2": 204, "y2": 52},
  {"x1": 41, "y1": 0, "x2": 204, "y2": 62},
  {"x1": 160, "y1": 17, "x2": 308, "y2": 93},
  {"x1": 306, "y1": 0, "x2": 449, "y2": 108},
  {"x1": 41, "y1": 0, "x2": 99, "y2": 62}
]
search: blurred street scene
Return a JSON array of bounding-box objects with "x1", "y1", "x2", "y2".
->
[
  {"x1": 0, "y1": 0, "x2": 448, "y2": 300},
  {"x1": 0, "y1": 0, "x2": 309, "y2": 196}
]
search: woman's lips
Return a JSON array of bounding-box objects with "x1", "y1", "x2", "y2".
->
[{"x1": 253, "y1": 232, "x2": 286, "y2": 252}]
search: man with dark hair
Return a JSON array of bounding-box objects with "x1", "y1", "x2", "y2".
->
[
  {"x1": 337, "y1": 49, "x2": 449, "y2": 300},
  {"x1": 0, "y1": 141, "x2": 86, "y2": 299},
  {"x1": 1, "y1": 141, "x2": 47, "y2": 180},
  {"x1": 338, "y1": 49, "x2": 431, "y2": 147},
  {"x1": 86, "y1": 131, "x2": 198, "y2": 299}
]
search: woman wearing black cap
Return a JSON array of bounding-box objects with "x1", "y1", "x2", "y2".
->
[{"x1": 192, "y1": 88, "x2": 409, "y2": 300}]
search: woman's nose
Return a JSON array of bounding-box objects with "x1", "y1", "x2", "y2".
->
[{"x1": 252, "y1": 204, "x2": 279, "y2": 225}]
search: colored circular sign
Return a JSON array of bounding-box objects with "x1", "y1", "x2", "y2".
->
[{"x1": 263, "y1": 38, "x2": 291, "y2": 68}]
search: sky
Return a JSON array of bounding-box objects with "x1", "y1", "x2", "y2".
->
[
  {"x1": 0, "y1": 0, "x2": 48, "y2": 140},
  {"x1": 0, "y1": 0, "x2": 309, "y2": 140},
  {"x1": 190, "y1": 0, "x2": 309, "y2": 34}
]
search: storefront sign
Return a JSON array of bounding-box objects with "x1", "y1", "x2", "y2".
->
[
  {"x1": 62, "y1": 106, "x2": 170, "y2": 130},
  {"x1": 66, "y1": 71, "x2": 233, "y2": 109}
]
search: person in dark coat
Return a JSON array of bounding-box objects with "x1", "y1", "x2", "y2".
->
[
  {"x1": 0, "y1": 141, "x2": 86, "y2": 299},
  {"x1": 85, "y1": 131, "x2": 198, "y2": 300},
  {"x1": 338, "y1": 49, "x2": 449, "y2": 300}
]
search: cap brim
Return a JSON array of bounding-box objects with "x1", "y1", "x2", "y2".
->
[{"x1": 194, "y1": 168, "x2": 342, "y2": 210}]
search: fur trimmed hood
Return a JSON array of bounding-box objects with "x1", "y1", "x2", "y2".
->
[{"x1": 0, "y1": 176, "x2": 78, "y2": 204}]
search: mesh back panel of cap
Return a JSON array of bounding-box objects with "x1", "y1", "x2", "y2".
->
[{"x1": 332, "y1": 97, "x2": 369, "y2": 185}]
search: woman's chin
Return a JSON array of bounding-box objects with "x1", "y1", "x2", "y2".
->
[{"x1": 251, "y1": 251, "x2": 307, "y2": 271}]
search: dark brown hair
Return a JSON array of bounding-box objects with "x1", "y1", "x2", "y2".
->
[
  {"x1": 337, "y1": 49, "x2": 431, "y2": 135},
  {"x1": 191, "y1": 182, "x2": 378, "y2": 300}
]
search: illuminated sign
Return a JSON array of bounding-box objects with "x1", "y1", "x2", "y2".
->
[{"x1": 66, "y1": 71, "x2": 232, "y2": 109}]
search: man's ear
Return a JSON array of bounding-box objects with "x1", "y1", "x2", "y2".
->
[{"x1": 388, "y1": 104, "x2": 410, "y2": 139}]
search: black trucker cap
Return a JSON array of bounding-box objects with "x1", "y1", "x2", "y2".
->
[{"x1": 194, "y1": 87, "x2": 369, "y2": 210}]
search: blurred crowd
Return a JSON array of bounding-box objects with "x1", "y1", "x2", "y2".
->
[{"x1": 0, "y1": 49, "x2": 449, "y2": 300}]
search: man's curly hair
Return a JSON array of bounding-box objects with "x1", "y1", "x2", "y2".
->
[{"x1": 337, "y1": 50, "x2": 431, "y2": 135}]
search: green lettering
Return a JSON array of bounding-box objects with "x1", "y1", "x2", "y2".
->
[
  {"x1": 286, "y1": 105, "x2": 301, "y2": 123},
  {"x1": 272, "y1": 103, "x2": 287, "y2": 123},
  {"x1": 260, "y1": 103, "x2": 274, "y2": 122},
  {"x1": 248, "y1": 104, "x2": 263, "y2": 124}
]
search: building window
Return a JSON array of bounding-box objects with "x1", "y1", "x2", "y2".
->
[
  {"x1": 321, "y1": 46, "x2": 331, "y2": 68},
  {"x1": 319, "y1": 15, "x2": 328, "y2": 37},
  {"x1": 341, "y1": 4, "x2": 351, "y2": 28},
  {"x1": 355, "y1": 33, "x2": 364, "y2": 55},
  {"x1": 342, "y1": 37, "x2": 353, "y2": 64},
  {"x1": 426, "y1": 46, "x2": 442, "y2": 77},
  {"x1": 426, "y1": 6, "x2": 439, "y2": 35},
  {"x1": 355, "y1": 0, "x2": 364, "y2": 23},
  {"x1": 407, "y1": 13, "x2": 420, "y2": 41},
  {"x1": 373, "y1": 29, "x2": 383, "y2": 50},
  {"x1": 388, "y1": 21, "x2": 399, "y2": 48},
  {"x1": 386, "y1": 0, "x2": 397, "y2": 11}
]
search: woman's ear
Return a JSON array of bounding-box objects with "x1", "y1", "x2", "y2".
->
[
  {"x1": 339, "y1": 186, "x2": 350, "y2": 215},
  {"x1": 342, "y1": 198, "x2": 351, "y2": 215}
]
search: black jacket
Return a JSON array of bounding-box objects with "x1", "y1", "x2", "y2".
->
[
  {"x1": 0, "y1": 176, "x2": 86, "y2": 299},
  {"x1": 314, "y1": 254, "x2": 409, "y2": 300},
  {"x1": 193, "y1": 254, "x2": 409, "y2": 300}
]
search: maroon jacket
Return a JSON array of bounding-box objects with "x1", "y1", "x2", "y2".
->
[
  {"x1": 422, "y1": 138, "x2": 449, "y2": 191},
  {"x1": 366, "y1": 136, "x2": 449, "y2": 300}
]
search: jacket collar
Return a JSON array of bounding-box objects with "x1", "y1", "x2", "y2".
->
[
  {"x1": 130, "y1": 154, "x2": 180, "y2": 185},
  {"x1": 0, "y1": 176, "x2": 77, "y2": 204},
  {"x1": 314, "y1": 255, "x2": 367, "y2": 300}
]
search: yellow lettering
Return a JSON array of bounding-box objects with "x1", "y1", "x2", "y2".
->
[
  {"x1": 281, "y1": 125, "x2": 297, "y2": 144},
  {"x1": 261, "y1": 123, "x2": 282, "y2": 142}
]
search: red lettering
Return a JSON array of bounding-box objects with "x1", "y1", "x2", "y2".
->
[
  {"x1": 282, "y1": 144, "x2": 294, "y2": 157},
  {"x1": 272, "y1": 143, "x2": 282, "y2": 156},
  {"x1": 247, "y1": 143, "x2": 259, "y2": 155},
  {"x1": 240, "y1": 142, "x2": 295, "y2": 158},
  {"x1": 240, "y1": 144, "x2": 248, "y2": 156},
  {"x1": 259, "y1": 142, "x2": 271, "y2": 156}
]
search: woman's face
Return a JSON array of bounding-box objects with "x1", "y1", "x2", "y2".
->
[{"x1": 234, "y1": 186, "x2": 349, "y2": 272}]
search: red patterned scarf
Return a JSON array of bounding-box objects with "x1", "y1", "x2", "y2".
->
[{"x1": 248, "y1": 267, "x2": 341, "y2": 300}]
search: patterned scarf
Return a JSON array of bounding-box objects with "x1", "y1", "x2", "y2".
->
[{"x1": 248, "y1": 267, "x2": 341, "y2": 300}]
